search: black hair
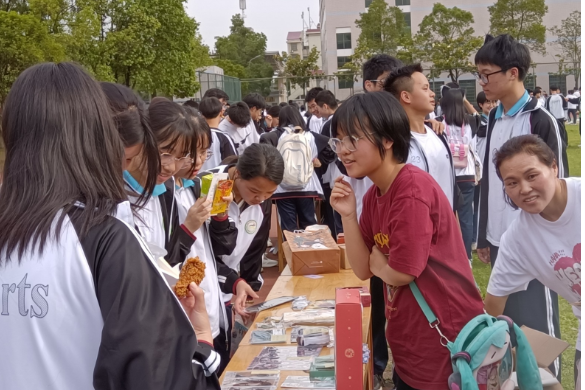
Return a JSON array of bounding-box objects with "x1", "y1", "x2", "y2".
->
[
  {"x1": 493, "y1": 134, "x2": 557, "y2": 210},
  {"x1": 199, "y1": 97, "x2": 223, "y2": 119},
  {"x1": 183, "y1": 99, "x2": 199, "y2": 110},
  {"x1": 300, "y1": 105, "x2": 306, "y2": 112},
  {"x1": 183, "y1": 106, "x2": 212, "y2": 150},
  {"x1": 236, "y1": 143, "x2": 284, "y2": 185},
  {"x1": 442, "y1": 82, "x2": 465, "y2": 98},
  {"x1": 0, "y1": 62, "x2": 127, "y2": 261},
  {"x1": 279, "y1": 102, "x2": 289, "y2": 107},
  {"x1": 289, "y1": 102, "x2": 297, "y2": 108},
  {"x1": 550, "y1": 85, "x2": 558, "y2": 92},
  {"x1": 305, "y1": 87, "x2": 324, "y2": 103},
  {"x1": 383, "y1": 63, "x2": 424, "y2": 99},
  {"x1": 278, "y1": 106, "x2": 307, "y2": 130},
  {"x1": 315, "y1": 90, "x2": 338, "y2": 110},
  {"x1": 243, "y1": 93, "x2": 266, "y2": 110},
  {"x1": 534, "y1": 87, "x2": 542, "y2": 95},
  {"x1": 527, "y1": 88, "x2": 533, "y2": 94},
  {"x1": 568, "y1": 90, "x2": 574, "y2": 95},
  {"x1": 331, "y1": 91, "x2": 411, "y2": 163},
  {"x1": 267, "y1": 105, "x2": 281, "y2": 118},
  {"x1": 477, "y1": 91, "x2": 487, "y2": 106},
  {"x1": 441, "y1": 88, "x2": 468, "y2": 127},
  {"x1": 148, "y1": 97, "x2": 196, "y2": 160},
  {"x1": 203, "y1": 88, "x2": 229, "y2": 102},
  {"x1": 100, "y1": 82, "x2": 160, "y2": 207},
  {"x1": 474, "y1": 34, "x2": 531, "y2": 81},
  {"x1": 226, "y1": 102, "x2": 252, "y2": 127},
  {"x1": 362, "y1": 54, "x2": 404, "y2": 89}
]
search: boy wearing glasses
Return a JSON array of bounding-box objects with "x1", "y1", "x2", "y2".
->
[
  {"x1": 475, "y1": 34, "x2": 566, "y2": 378},
  {"x1": 329, "y1": 92, "x2": 484, "y2": 390}
]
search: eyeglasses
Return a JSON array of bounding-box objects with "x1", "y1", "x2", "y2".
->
[
  {"x1": 367, "y1": 78, "x2": 386, "y2": 86},
  {"x1": 328, "y1": 134, "x2": 371, "y2": 153},
  {"x1": 160, "y1": 152, "x2": 191, "y2": 167},
  {"x1": 474, "y1": 69, "x2": 507, "y2": 84}
]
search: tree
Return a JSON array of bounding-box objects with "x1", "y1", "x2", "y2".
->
[
  {"x1": 215, "y1": 14, "x2": 274, "y2": 97},
  {"x1": 409, "y1": 4, "x2": 483, "y2": 83},
  {"x1": 346, "y1": 0, "x2": 408, "y2": 76},
  {"x1": 0, "y1": 11, "x2": 64, "y2": 106},
  {"x1": 278, "y1": 47, "x2": 320, "y2": 95},
  {"x1": 549, "y1": 11, "x2": 581, "y2": 87},
  {"x1": 488, "y1": 0, "x2": 548, "y2": 54}
]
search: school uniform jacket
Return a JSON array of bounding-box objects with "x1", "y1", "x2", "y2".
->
[
  {"x1": 478, "y1": 96, "x2": 568, "y2": 249},
  {"x1": 0, "y1": 203, "x2": 220, "y2": 390},
  {"x1": 200, "y1": 165, "x2": 271, "y2": 296},
  {"x1": 201, "y1": 128, "x2": 237, "y2": 171}
]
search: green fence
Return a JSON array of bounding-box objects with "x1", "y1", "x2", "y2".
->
[{"x1": 195, "y1": 71, "x2": 241, "y2": 102}]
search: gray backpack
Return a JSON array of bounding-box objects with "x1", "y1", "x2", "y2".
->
[{"x1": 277, "y1": 126, "x2": 314, "y2": 190}]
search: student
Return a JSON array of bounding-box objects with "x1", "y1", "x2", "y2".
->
[
  {"x1": 218, "y1": 101, "x2": 258, "y2": 155},
  {"x1": 546, "y1": 86, "x2": 570, "y2": 164},
  {"x1": 199, "y1": 97, "x2": 236, "y2": 170},
  {"x1": 0, "y1": 62, "x2": 220, "y2": 389},
  {"x1": 567, "y1": 90, "x2": 578, "y2": 124},
  {"x1": 173, "y1": 109, "x2": 257, "y2": 374},
  {"x1": 362, "y1": 54, "x2": 404, "y2": 92},
  {"x1": 270, "y1": 106, "x2": 335, "y2": 233},
  {"x1": 484, "y1": 135, "x2": 581, "y2": 389},
  {"x1": 440, "y1": 87, "x2": 482, "y2": 263},
  {"x1": 266, "y1": 105, "x2": 281, "y2": 131},
  {"x1": 329, "y1": 92, "x2": 484, "y2": 390},
  {"x1": 472, "y1": 91, "x2": 497, "y2": 249},
  {"x1": 125, "y1": 98, "x2": 197, "y2": 266},
  {"x1": 384, "y1": 64, "x2": 457, "y2": 209},
  {"x1": 475, "y1": 34, "x2": 565, "y2": 376},
  {"x1": 305, "y1": 87, "x2": 324, "y2": 133},
  {"x1": 100, "y1": 82, "x2": 160, "y2": 206},
  {"x1": 243, "y1": 93, "x2": 266, "y2": 135},
  {"x1": 202, "y1": 143, "x2": 284, "y2": 300},
  {"x1": 203, "y1": 88, "x2": 230, "y2": 117},
  {"x1": 183, "y1": 99, "x2": 199, "y2": 111},
  {"x1": 534, "y1": 87, "x2": 545, "y2": 107}
]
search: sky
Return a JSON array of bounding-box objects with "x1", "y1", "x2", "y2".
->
[{"x1": 185, "y1": 0, "x2": 320, "y2": 53}]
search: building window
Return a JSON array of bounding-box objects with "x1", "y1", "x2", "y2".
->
[
  {"x1": 365, "y1": 0, "x2": 373, "y2": 7},
  {"x1": 523, "y1": 75, "x2": 536, "y2": 91},
  {"x1": 430, "y1": 80, "x2": 444, "y2": 103},
  {"x1": 337, "y1": 32, "x2": 352, "y2": 50},
  {"x1": 337, "y1": 56, "x2": 351, "y2": 69},
  {"x1": 459, "y1": 80, "x2": 477, "y2": 107},
  {"x1": 549, "y1": 74, "x2": 568, "y2": 95},
  {"x1": 403, "y1": 12, "x2": 411, "y2": 33},
  {"x1": 396, "y1": 0, "x2": 410, "y2": 5},
  {"x1": 290, "y1": 43, "x2": 298, "y2": 52},
  {"x1": 339, "y1": 76, "x2": 353, "y2": 89}
]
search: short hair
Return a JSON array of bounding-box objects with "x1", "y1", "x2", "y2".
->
[
  {"x1": 203, "y1": 88, "x2": 229, "y2": 101},
  {"x1": 331, "y1": 91, "x2": 411, "y2": 163},
  {"x1": 527, "y1": 88, "x2": 533, "y2": 94},
  {"x1": 183, "y1": 99, "x2": 199, "y2": 109},
  {"x1": 362, "y1": 54, "x2": 404, "y2": 89},
  {"x1": 474, "y1": 34, "x2": 531, "y2": 81},
  {"x1": 550, "y1": 85, "x2": 558, "y2": 91},
  {"x1": 534, "y1": 87, "x2": 542, "y2": 94},
  {"x1": 568, "y1": 90, "x2": 574, "y2": 95},
  {"x1": 199, "y1": 97, "x2": 223, "y2": 119},
  {"x1": 243, "y1": 93, "x2": 266, "y2": 110},
  {"x1": 227, "y1": 102, "x2": 251, "y2": 127},
  {"x1": 493, "y1": 134, "x2": 557, "y2": 209},
  {"x1": 236, "y1": 143, "x2": 284, "y2": 185},
  {"x1": 315, "y1": 90, "x2": 338, "y2": 109},
  {"x1": 477, "y1": 91, "x2": 487, "y2": 106},
  {"x1": 278, "y1": 106, "x2": 306, "y2": 130},
  {"x1": 383, "y1": 63, "x2": 424, "y2": 99},
  {"x1": 305, "y1": 87, "x2": 323, "y2": 103},
  {"x1": 279, "y1": 102, "x2": 289, "y2": 107},
  {"x1": 267, "y1": 105, "x2": 280, "y2": 118}
]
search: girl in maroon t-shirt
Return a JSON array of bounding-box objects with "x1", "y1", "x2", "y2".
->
[{"x1": 328, "y1": 91, "x2": 484, "y2": 390}]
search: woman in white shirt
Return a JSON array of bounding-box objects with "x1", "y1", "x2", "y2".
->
[{"x1": 485, "y1": 134, "x2": 581, "y2": 389}]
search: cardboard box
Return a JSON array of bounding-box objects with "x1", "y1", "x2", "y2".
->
[
  {"x1": 282, "y1": 230, "x2": 340, "y2": 276},
  {"x1": 335, "y1": 288, "x2": 363, "y2": 390},
  {"x1": 338, "y1": 244, "x2": 352, "y2": 270},
  {"x1": 515, "y1": 326, "x2": 569, "y2": 390}
]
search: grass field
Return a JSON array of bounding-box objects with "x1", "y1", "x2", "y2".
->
[{"x1": 472, "y1": 122, "x2": 581, "y2": 385}]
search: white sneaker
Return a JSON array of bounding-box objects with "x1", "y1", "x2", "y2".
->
[
  {"x1": 262, "y1": 254, "x2": 278, "y2": 268},
  {"x1": 471, "y1": 242, "x2": 477, "y2": 251},
  {"x1": 267, "y1": 238, "x2": 273, "y2": 247}
]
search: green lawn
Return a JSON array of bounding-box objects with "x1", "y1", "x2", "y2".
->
[{"x1": 473, "y1": 123, "x2": 581, "y2": 385}]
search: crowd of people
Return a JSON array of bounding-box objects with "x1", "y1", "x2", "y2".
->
[{"x1": 0, "y1": 33, "x2": 580, "y2": 390}]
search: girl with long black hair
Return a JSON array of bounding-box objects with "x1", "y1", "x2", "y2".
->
[{"x1": 0, "y1": 63, "x2": 220, "y2": 389}]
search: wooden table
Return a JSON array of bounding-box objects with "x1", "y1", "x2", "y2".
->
[{"x1": 220, "y1": 266, "x2": 372, "y2": 389}]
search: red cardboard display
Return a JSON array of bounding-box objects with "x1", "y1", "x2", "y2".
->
[{"x1": 335, "y1": 288, "x2": 363, "y2": 390}]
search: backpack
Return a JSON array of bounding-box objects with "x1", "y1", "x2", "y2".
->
[
  {"x1": 409, "y1": 282, "x2": 543, "y2": 390},
  {"x1": 277, "y1": 126, "x2": 314, "y2": 190}
]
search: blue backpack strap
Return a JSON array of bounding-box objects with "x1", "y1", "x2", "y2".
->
[{"x1": 409, "y1": 281, "x2": 451, "y2": 347}]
